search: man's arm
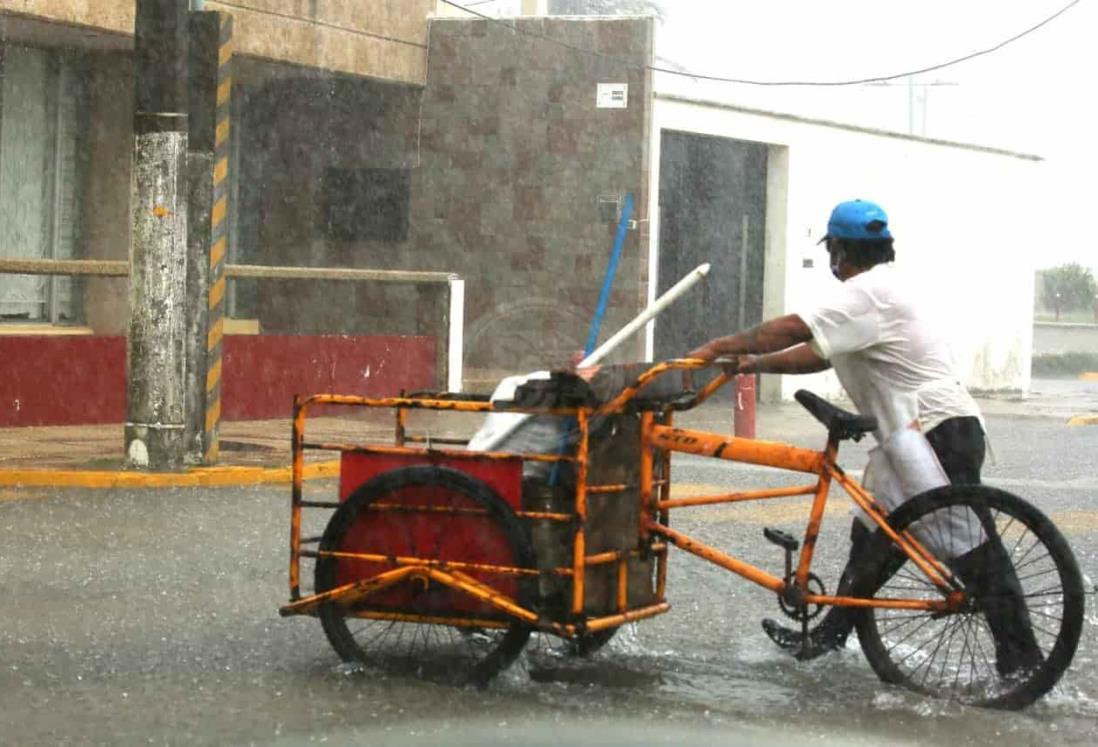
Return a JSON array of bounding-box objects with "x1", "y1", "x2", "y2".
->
[
  {"x1": 687, "y1": 314, "x2": 814, "y2": 361},
  {"x1": 738, "y1": 344, "x2": 830, "y2": 375}
]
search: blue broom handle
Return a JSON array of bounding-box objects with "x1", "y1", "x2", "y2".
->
[
  {"x1": 550, "y1": 192, "x2": 634, "y2": 487},
  {"x1": 584, "y1": 192, "x2": 634, "y2": 356}
]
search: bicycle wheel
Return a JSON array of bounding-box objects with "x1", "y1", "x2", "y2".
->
[
  {"x1": 314, "y1": 466, "x2": 535, "y2": 687},
  {"x1": 855, "y1": 485, "x2": 1085, "y2": 709}
]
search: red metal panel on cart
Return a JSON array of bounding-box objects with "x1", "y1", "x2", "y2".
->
[
  {"x1": 339, "y1": 451, "x2": 522, "y2": 509},
  {"x1": 336, "y1": 451, "x2": 525, "y2": 617}
]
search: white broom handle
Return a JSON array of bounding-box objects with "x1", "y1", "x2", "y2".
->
[
  {"x1": 578, "y1": 262, "x2": 710, "y2": 368},
  {"x1": 473, "y1": 263, "x2": 710, "y2": 452}
]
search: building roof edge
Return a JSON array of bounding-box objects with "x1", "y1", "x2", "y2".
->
[{"x1": 654, "y1": 92, "x2": 1043, "y2": 162}]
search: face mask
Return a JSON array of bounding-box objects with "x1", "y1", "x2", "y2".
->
[{"x1": 829, "y1": 249, "x2": 844, "y2": 280}]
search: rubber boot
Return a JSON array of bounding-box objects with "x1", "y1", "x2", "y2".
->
[
  {"x1": 762, "y1": 605, "x2": 854, "y2": 660},
  {"x1": 948, "y1": 540, "x2": 1043, "y2": 677},
  {"x1": 762, "y1": 523, "x2": 878, "y2": 659}
]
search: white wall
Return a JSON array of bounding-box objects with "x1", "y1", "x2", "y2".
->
[{"x1": 648, "y1": 94, "x2": 1042, "y2": 400}]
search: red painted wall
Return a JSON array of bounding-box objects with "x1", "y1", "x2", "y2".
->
[
  {"x1": 0, "y1": 335, "x2": 436, "y2": 427},
  {"x1": 221, "y1": 335, "x2": 436, "y2": 421},
  {"x1": 0, "y1": 336, "x2": 127, "y2": 427}
]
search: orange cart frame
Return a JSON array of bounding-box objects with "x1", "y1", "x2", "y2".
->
[{"x1": 279, "y1": 360, "x2": 966, "y2": 635}]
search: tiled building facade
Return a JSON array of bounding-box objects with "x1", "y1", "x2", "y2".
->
[{"x1": 0, "y1": 2, "x2": 654, "y2": 423}]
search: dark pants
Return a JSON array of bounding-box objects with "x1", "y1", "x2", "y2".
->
[
  {"x1": 794, "y1": 417, "x2": 980, "y2": 634},
  {"x1": 821, "y1": 416, "x2": 1040, "y2": 673},
  {"x1": 924, "y1": 415, "x2": 985, "y2": 486},
  {"x1": 848, "y1": 415, "x2": 985, "y2": 549}
]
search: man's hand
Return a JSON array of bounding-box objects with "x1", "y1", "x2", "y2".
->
[
  {"x1": 685, "y1": 315, "x2": 813, "y2": 364},
  {"x1": 712, "y1": 354, "x2": 757, "y2": 377},
  {"x1": 731, "y1": 346, "x2": 830, "y2": 375},
  {"x1": 567, "y1": 350, "x2": 601, "y2": 382},
  {"x1": 686, "y1": 342, "x2": 718, "y2": 362},
  {"x1": 729, "y1": 354, "x2": 758, "y2": 375}
]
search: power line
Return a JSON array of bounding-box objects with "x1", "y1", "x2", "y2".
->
[
  {"x1": 207, "y1": 1, "x2": 427, "y2": 49},
  {"x1": 438, "y1": 0, "x2": 1082, "y2": 86}
]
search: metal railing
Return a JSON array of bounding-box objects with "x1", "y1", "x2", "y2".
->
[{"x1": 0, "y1": 258, "x2": 465, "y2": 392}]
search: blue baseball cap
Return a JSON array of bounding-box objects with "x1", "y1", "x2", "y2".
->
[{"x1": 819, "y1": 199, "x2": 892, "y2": 243}]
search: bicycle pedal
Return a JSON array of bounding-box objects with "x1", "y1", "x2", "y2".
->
[{"x1": 763, "y1": 527, "x2": 799, "y2": 552}]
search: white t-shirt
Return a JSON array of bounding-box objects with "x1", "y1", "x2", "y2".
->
[{"x1": 797, "y1": 263, "x2": 982, "y2": 443}]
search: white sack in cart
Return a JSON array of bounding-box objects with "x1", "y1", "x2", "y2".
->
[
  {"x1": 466, "y1": 371, "x2": 569, "y2": 480},
  {"x1": 466, "y1": 263, "x2": 713, "y2": 459},
  {"x1": 858, "y1": 423, "x2": 987, "y2": 559}
]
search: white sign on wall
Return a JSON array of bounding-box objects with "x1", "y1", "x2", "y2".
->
[{"x1": 596, "y1": 83, "x2": 628, "y2": 109}]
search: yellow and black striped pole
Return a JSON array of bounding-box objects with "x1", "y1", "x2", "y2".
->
[
  {"x1": 186, "y1": 10, "x2": 232, "y2": 465},
  {"x1": 205, "y1": 14, "x2": 232, "y2": 464}
]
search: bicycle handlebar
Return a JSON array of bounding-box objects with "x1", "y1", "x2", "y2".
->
[{"x1": 594, "y1": 358, "x2": 734, "y2": 415}]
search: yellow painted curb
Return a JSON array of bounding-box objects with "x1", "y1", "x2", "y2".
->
[
  {"x1": 1067, "y1": 415, "x2": 1098, "y2": 427},
  {"x1": 1080, "y1": 372, "x2": 1098, "y2": 382},
  {"x1": 0, "y1": 459, "x2": 340, "y2": 489}
]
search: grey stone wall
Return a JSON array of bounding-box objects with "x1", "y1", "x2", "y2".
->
[
  {"x1": 250, "y1": 16, "x2": 654, "y2": 382},
  {"x1": 410, "y1": 16, "x2": 654, "y2": 376},
  {"x1": 244, "y1": 67, "x2": 427, "y2": 336}
]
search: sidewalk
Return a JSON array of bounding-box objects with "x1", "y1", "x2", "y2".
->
[{"x1": 1, "y1": 377, "x2": 1094, "y2": 488}]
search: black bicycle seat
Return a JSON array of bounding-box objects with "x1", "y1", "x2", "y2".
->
[{"x1": 794, "y1": 390, "x2": 877, "y2": 441}]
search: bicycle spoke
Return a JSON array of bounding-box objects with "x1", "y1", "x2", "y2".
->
[
  {"x1": 878, "y1": 611, "x2": 936, "y2": 631},
  {"x1": 1025, "y1": 608, "x2": 1063, "y2": 624},
  {"x1": 963, "y1": 617, "x2": 980, "y2": 693},
  {"x1": 933, "y1": 607, "x2": 967, "y2": 688},
  {"x1": 1012, "y1": 551, "x2": 1053, "y2": 575},
  {"x1": 955, "y1": 504, "x2": 965, "y2": 561},
  {"x1": 913, "y1": 626, "x2": 950, "y2": 687},
  {"x1": 879, "y1": 610, "x2": 936, "y2": 623},
  {"x1": 1004, "y1": 521, "x2": 1029, "y2": 560},
  {"x1": 1011, "y1": 534, "x2": 1043, "y2": 569},
  {"x1": 968, "y1": 618, "x2": 997, "y2": 687},
  {"x1": 1022, "y1": 587, "x2": 1067, "y2": 600},
  {"x1": 894, "y1": 569, "x2": 935, "y2": 587},
  {"x1": 893, "y1": 627, "x2": 944, "y2": 670},
  {"x1": 994, "y1": 513, "x2": 1017, "y2": 542},
  {"x1": 413, "y1": 621, "x2": 431, "y2": 661},
  {"x1": 391, "y1": 617, "x2": 409, "y2": 660},
  {"x1": 1017, "y1": 566, "x2": 1060, "y2": 584},
  {"x1": 431, "y1": 494, "x2": 450, "y2": 561},
  {"x1": 356, "y1": 618, "x2": 397, "y2": 647},
  {"x1": 952, "y1": 615, "x2": 976, "y2": 692},
  {"x1": 880, "y1": 583, "x2": 939, "y2": 593},
  {"x1": 884, "y1": 614, "x2": 938, "y2": 653},
  {"x1": 1031, "y1": 621, "x2": 1060, "y2": 639}
]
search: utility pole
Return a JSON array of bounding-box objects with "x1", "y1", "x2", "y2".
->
[
  {"x1": 126, "y1": 0, "x2": 191, "y2": 470},
  {"x1": 865, "y1": 78, "x2": 958, "y2": 136}
]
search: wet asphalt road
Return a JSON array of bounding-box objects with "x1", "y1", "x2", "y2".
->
[{"x1": 1, "y1": 413, "x2": 1095, "y2": 746}]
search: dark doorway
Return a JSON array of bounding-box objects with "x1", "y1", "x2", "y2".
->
[{"x1": 655, "y1": 131, "x2": 767, "y2": 361}]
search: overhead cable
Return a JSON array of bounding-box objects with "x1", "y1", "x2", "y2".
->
[
  {"x1": 437, "y1": 0, "x2": 1082, "y2": 86},
  {"x1": 207, "y1": 0, "x2": 427, "y2": 48}
]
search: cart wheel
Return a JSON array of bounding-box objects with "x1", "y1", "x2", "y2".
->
[
  {"x1": 567, "y1": 627, "x2": 618, "y2": 657},
  {"x1": 314, "y1": 465, "x2": 535, "y2": 687},
  {"x1": 855, "y1": 485, "x2": 1084, "y2": 710}
]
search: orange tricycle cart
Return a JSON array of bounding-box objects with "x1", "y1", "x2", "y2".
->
[{"x1": 279, "y1": 361, "x2": 1084, "y2": 708}]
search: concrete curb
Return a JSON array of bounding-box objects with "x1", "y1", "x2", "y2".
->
[
  {"x1": 0, "y1": 460, "x2": 340, "y2": 489},
  {"x1": 1067, "y1": 414, "x2": 1098, "y2": 427}
]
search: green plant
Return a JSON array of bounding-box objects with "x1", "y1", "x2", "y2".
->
[
  {"x1": 1037, "y1": 263, "x2": 1097, "y2": 318},
  {"x1": 1031, "y1": 352, "x2": 1098, "y2": 378},
  {"x1": 548, "y1": 0, "x2": 664, "y2": 19}
]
